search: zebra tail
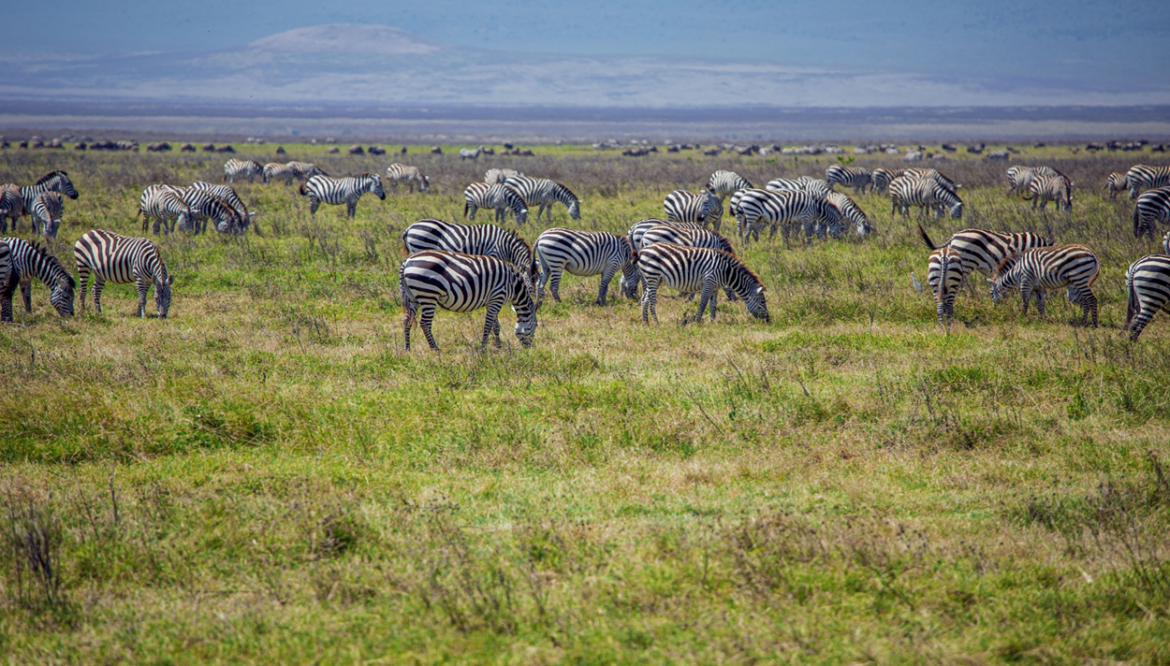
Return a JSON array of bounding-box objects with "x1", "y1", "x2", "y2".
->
[
  {"x1": 1126, "y1": 273, "x2": 1137, "y2": 327},
  {"x1": 463, "y1": 200, "x2": 470, "y2": 218},
  {"x1": 917, "y1": 222, "x2": 942, "y2": 250},
  {"x1": 1133, "y1": 202, "x2": 1143, "y2": 238}
]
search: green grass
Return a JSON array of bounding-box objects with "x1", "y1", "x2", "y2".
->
[{"x1": 1, "y1": 146, "x2": 1169, "y2": 664}]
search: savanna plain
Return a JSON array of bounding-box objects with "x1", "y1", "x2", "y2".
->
[{"x1": 2, "y1": 144, "x2": 1169, "y2": 664}]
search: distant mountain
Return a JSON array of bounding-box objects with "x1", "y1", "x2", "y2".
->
[{"x1": 1, "y1": 24, "x2": 1166, "y2": 108}]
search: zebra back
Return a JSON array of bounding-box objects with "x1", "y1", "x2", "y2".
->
[
  {"x1": 636, "y1": 243, "x2": 768, "y2": 320},
  {"x1": 1126, "y1": 164, "x2": 1170, "y2": 198},
  {"x1": 664, "y1": 189, "x2": 721, "y2": 227},
  {"x1": 31, "y1": 192, "x2": 64, "y2": 236},
  {"x1": 990, "y1": 244, "x2": 1099, "y2": 303},
  {"x1": 707, "y1": 170, "x2": 753, "y2": 198},
  {"x1": 825, "y1": 165, "x2": 872, "y2": 192},
  {"x1": 871, "y1": 168, "x2": 905, "y2": 192},
  {"x1": 642, "y1": 223, "x2": 734, "y2": 254},
  {"x1": 22, "y1": 170, "x2": 79, "y2": 206},
  {"x1": 1133, "y1": 186, "x2": 1170, "y2": 239},
  {"x1": 402, "y1": 219, "x2": 538, "y2": 285}
]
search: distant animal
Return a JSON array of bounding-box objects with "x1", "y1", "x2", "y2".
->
[
  {"x1": 263, "y1": 162, "x2": 300, "y2": 185},
  {"x1": 504, "y1": 176, "x2": 581, "y2": 221},
  {"x1": 399, "y1": 250, "x2": 537, "y2": 350},
  {"x1": 1105, "y1": 172, "x2": 1129, "y2": 201},
  {"x1": 29, "y1": 192, "x2": 64, "y2": 237},
  {"x1": 460, "y1": 145, "x2": 485, "y2": 160},
  {"x1": 636, "y1": 243, "x2": 768, "y2": 324},
  {"x1": 1006, "y1": 166, "x2": 1057, "y2": 198},
  {"x1": 463, "y1": 182, "x2": 528, "y2": 224},
  {"x1": 139, "y1": 184, "x2": 192, "y2": 235},
  {"x1": 1125, "y1": 165, "x2": 1170, "y2": 199},
  {"x1": 222, "y1": 159, "x2": 263, "y2": 184},
  {"x1": 385, "y1": 164, "x2": 430, "y2": 193},
  {"x1": 367, "y1": 146, "x2": 385, "y2": 155},
  {"x1": 402, "y1": 219, "x2": 539, "y2": 297},
  {"x1": 348, "y1": 145, "x2": 364, "y2": 155},
  {"x1": 989, "y1": 245, "x2": 1099, "y2": 327},
  {"x1": 985, "y1": 150, "x2": 1010, "y2": 160},
  {"x1": 74, "y1": 229, "x2": 173, "y2": 318},
  {"x1": 430, "y1": 146, "x2": 442, "y2": 155},
  {"x1": 299, "y1": 174, "x2": 385, "y2": 218},
  {"x1": 0, "y1": 237, "x2": 75, "y2": 321},
  {"x1": 888, "y1": 175, "x2": 963, "y2": 219},
  {"x1": 215, "y1": 145, "x2": 235, "y2": 153},
  {"x1": 664, "y1": 189, "x2": 722, "y2": 231},
  {"x1": 534, "y1": 228, "x2": 638, "y2": 305},
  {"x1": 1133, "y1": 186, "x2": 1170, "y2": 239},
  {"x1": 179, "y1": 143, "x2": 196, "y2": 152},
  {"x1": 735, "y1": 189, "x2": 841, "y2": 242},
  {"x1": 147, "y1": 142, "x2": 171, "y2": 152},
  {"x1": 1023, "y1": 173, "x2": 1073, "y2": 212},
  {"x1": 275, "y1": 146, "x2": 286, "y2": 155},
  {"x1": 1124, "y1": 254, "x2": 1170, "y2": 341},
  {"x1": 825, "y1": 165, "x2": 872, "y2": 194},
  {"x1": 202, "y1": 144, "x2": 216, "y2": 152},
  {"x1": 287, "y1": 162, "x2": 325, "y2": 179}
]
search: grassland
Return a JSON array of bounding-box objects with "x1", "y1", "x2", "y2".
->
[{"x1": 2, "y1": 144, "x2": 1169, "y2": 664}]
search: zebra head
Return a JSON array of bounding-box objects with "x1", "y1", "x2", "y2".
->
[
  {"x1": 420, "y1": 175, "x2": 430, "y2": 193},
  {"x1": 744, "y1": 285, "x2": 769, "y2": 322},
  {"x1": 368, "y1": 174, "x2": 386, "y2": 200},
  {"x1": 988, "y1": 255, "x2": 1023, "y2": 304},
  {"x1": 42, "y1": 171, "x2": 79, "y2": 200},
  {"x1": 619, "y1": 241, "x2": 639, "y2": 299},
  {"x1": 948, "y1": 201, "x2": 963, "y2": 219},
  {"x1": 511, "y1": 291, "x2": 538, "y2": 347},
  {"x1": 155, "y1": 273, "x2": 174, "y2": 318},
  {"x1": 568, "y1": 199, "x2": 582, "y2": 220},
  {"x1": 50, "y1": 273, "x2": 76, "y2": 317}
]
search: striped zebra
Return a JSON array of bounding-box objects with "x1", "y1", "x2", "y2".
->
[
  {"x1": 889, "y1": 175, "x2": 963, "y2": 218},
  {"x1": 664, "y1": 189, "x2": 722, "y2": 230},
  {"x1": 1006, "y1": 166, "x2": 1047, "y2": 197},
  {"x1": 735, "y1": 188, "x2": 841, "y2": 242},
  {"x1": 765, "y1": 178, "x2": 831, "y2": 198},
  {"x1": 223, "y1": 159, "x2": 264, "y2": 184},
  {"x1": 74, "y1": 229, "x2": 173, "y2": 318},
  {"x1": 825, "y1": 165, "x2": 872, "y2": 194},
  {"x1": 0, "y1": 185, "x2": 24, "y2": 233},
  {"x1": 190, "y1": 182, "x2": 254, "y2": 234},
  {"x1": 1125, "y1": 254, "x2": 1170, "y2": 341},
  {"x1": 642, "y1": 222, "x2": 738, "y2": 300},
  {"x1": 29, "y1": 192, "x2": 64, "y2": 237},
  {"x1": 1105, "y1": 172, "x2": 1129, "y2": 201},
  {"x1": 0, "y1": 241, "x2": 9, "y2": 311},
  {"x1": 300, "y1": 174, "x2": 385, "y2": 218},
  {"x1": 871, "y1": 168, "x2": 905, "y2": 193},
  {"x1": 906, "y1": 168, "x2": 960, "y2": 191},
  {"x1": 287, "y1": 162, "x2": 325, "y2": 179},
  {"x1": 636, "y1": 243, "x2": 768, "y2": 324},
  {"x1": 534, "y1": 228, "x2": 638, "y2": 305},
  {"x1": 462, "y1": 182, "x2": 528, "y2": 224},
  {"x1": 1133, "y1": 186, "x2": 1170, "y2": 239},
  {"x1": 825, "y1": 191, "x2": 874, "y2": 236},
  {"x1": 989, "y1": 244, "x2": 1099, "y2": 327},
  {"x1": 459, "y1": 145, "x2": 485, "y2": 160},
  {"x1": 927, "y1": 246, "x2": 964, "y2": 327},
  {"x1": 399, "y1": 249, "x2": 537, "y2": 350},
  {"x1": 485, "y1": 169, "x2": 521, "y2": 185},
  {"x1": 504, "y1": 176, "x2": 581, "y2": 221},
  {"x1": 1125, "y1": 164, "x2": 1170, "y2": 199},
  {"x1": 628, "y1": 218, "x2": 693, "y2": 250},
  {"x1": 0, "y1": 237, "x2": 75, "y2": 321},
  {"x1": 263, "y1": 162, "x2": 300, "y2": 185},
  {"x1": 386, "y1": 164, "x2": 430, "y2": 193},
  {"x1": 402, "y1": 219, "x2": 539, "y2": 295},
  {"x1": 5, "y1": 171, "x2": 79, "y2": 232},
  {"x1": 176, "y1": 188, "x2": 239, "y2": 235},
  {"x1": 707, "y1": 170, "x2": 754, "y2": 202},
  {"x1": 139, "y1": 185, "x2": 192, "y2": 235},
  {"x1": 1024, "y1": 172, "x2": 1073, "y2": 212}
]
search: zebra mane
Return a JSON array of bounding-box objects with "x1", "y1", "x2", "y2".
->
[
  {"x1": 34, "y1": 170, "x2": 68, "y2": 186},
  {"x1": 994, "y1": 253, "x2": 1024, "y2": 278},
  {"x1": 552, "y1": 181, "x2": 578, "y2": 201},
  {"x1": 722, "y1": 250, "x2": 762, "y2": 286},
  {"x1": 26, "y1": 241, "x2": 77, "y2": 289}
]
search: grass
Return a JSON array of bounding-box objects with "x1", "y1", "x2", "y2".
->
[{"x1": 1, "y1": 145, "x2": 1169, "y2": 664}]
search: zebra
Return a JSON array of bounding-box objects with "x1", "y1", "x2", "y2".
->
[
  {"x1": 825, "y1": 165, "x2": 872, "y2": 194},
  {"x1": 735, "y1": 188, "x2": 841, "y2": 242},
  {"x1": 402, "y1": 219, "x2": 539, "y2": 296},
  {"x1": 918, "y1": 221, "x2": 1052, "y2": 293},
  {"x1": 707, "y1": 170, "x2": 753, "y2": 203},
  {"x1": 139, "y1": 184, "x2": 191, "y2": 235},
  {"x1": 459, "y1": 145, "x2": 485, "y2": 160},
  {"x1": 825, "y1": 191, "x2": 874, "y2": 236},
  {"x1": 385, "y1": 163, "x2": 430, "y2": 193},
  {"x1": 664, "y1": 189, "x2": 722, "y2": 230},
  {"x1": 988, "y1": 244, "x2": 1099, "y2": 327},
  {"x1": 462, "y1": 182, "x2": 528, "y2": 224},
  {"x1": 263, "y1": 162, "x2": 300, "y2": 185},
  {"x1": 399, "y1": 249, "x2": 537, "y2": 350},
  {"x1": 766, "y1": 178, "x2": 831, "y2": 198},
  {"x1": 29, "y1": 192, "x2": 64, "y2": 237},
  {"x1": 5, "y1": 171, "x2": 80, "y2": 232},
  {"x1": 534, "y1": 228, "x2": 638, "y2": 305},
  {"x1": 504, "y1": 176, "x2": 581, "y2": 221},
  {"x1": 299, "y1": 174, "x2": 385, "y2": 218},
  {"x1": 223, "y1": 159, "x2": 264, "y2": 184},
  {"x1": 485, "y1": 168, "x2": 521, "y2": 185},
  {"x1": 287, "y1": 162, "x2": 325, "y2": 179},
  {"x1": 74, "y1": 229, "x2": 173, "y2": 318},
  {"x1": 642, "y1": 222, "x2": 738, "y2": 300},
  {"x1": 636, "y1": 243, "x2": 768, "y2": 324},
  {"x1": 0, "y1": 237, "x2": 75, "y2": 321},
  {"x1": 176, "y1": 188, "x2": 239, "y2": 235},
  {"x1": 1125, "y1": 164, "x2": 1170, "y2": 199},
  {"x1": 0, "y1": 185, "x2": 24, "y2": 233},
  {"x1": 905, "y1": 168, "x2": 960, "y2": 192},
  {"x1": 189, "y1": 182, "x2": 254, "y2": 234},
  {"x1": 1125, "y1": 254, "x2": 1170, "y2": 341},
  {"x1": 927, "y1": 246, "x2": 964, "y2": 328},
  {"x1": 1006, "y1": 165, "x2": 1061, "y2": 198},
  {"x1": 1023, "y1": 172, "x2": 1073, "y2": 212},
  {"x1": 1105, "y1": 172, "x2": 1129, "y2": 201},
  {"x1": 870, "y1": 168, "x2": 905, "y2": 193},
  {"x1": 889, "y1": 175, "x2": 963, "y2": 218},
  {"x1": 1132, "y1": 186, "x2": 1170, "y2": 239},
  {"x1": 628, "y1": 218, "x2": 693, "y2": 250}
]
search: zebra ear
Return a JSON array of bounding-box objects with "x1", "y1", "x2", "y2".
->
[{"x1": 166, "y1": 275, "x2": 174, "y2": 286}]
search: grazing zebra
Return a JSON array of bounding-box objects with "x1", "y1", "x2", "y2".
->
[
  {"x1": 664, "y1": 189, "x2": 722, "y2": 230},
  {"x1": 139, "y1": 185, "x2": 192, "y2": 235},
  {"x1": 1024, "y1": 173, "x2": 1073, "y2": 212},
  {"x1": 74, "y1": 229, "x2": 173, "y2": 318},
  {"x1": 189, "y1": 182, "x2": 254, "y2": 234},
  {"x1": 636, "y1": 243, "x2": 769, "y2": 324},
  {"x1": 1125, "y1": 164, "x2": 1170, "y2": 199},
  {"x1": 176, "y1": 188, "x2": 239, "y2": 235},
  {"x1": 6, "y1": 171, "x2": 80, "y2": 231},
  {"x1": 0, "y1": 237, "x2": 75, "y2": 321},
  {"x1": 0, "y1": 185, "x2": 24, "y2": 232},
  {"x1": 765, "y1": 177, "x2": 831, "y2": 198},
  {"x1": 223, "y1": 159, "x2": 264, "y2": 184},
  {"x1": 989, "y1": 244, "x2": 1099, "y2": 327},
  {"x1": 399, "y1": 249, "x2": 537, "y2": 350},
  {"x1": 534, "y1": 228, "x2": 638, "y2": 305},
  {"x1": 825, "y1": 165, "x2": 872, "y2": 194},
  {"x1": 642, "y1": 223, "x2": 734, "y2": 255},
  {"x1": 1006, "y1": 165, "x2": 1060, "y2": 198},
  {"x1": 735, "y1": 189, "x2": 841, "y2": 242},
  {"x1": 287, "y1": 162, "x2": 325, "y2": 179},
  {"x1": 263, "y1": 162, "x2": 300, "y2": 185},
  {"x1": 402, "y1": 219, "x2": 539, "y2": 295},
  {"x1": 905, "y1": 168, "x2": 960, "y2": 191},
  {"x1": 889, "y1": 175, "x2": 963, "y2": 218},
  {"x1": 1133, "y1": 186, "x2": 1170, "y2": 239},
  {"x1": 463, "y1": 182, "x2": 529, "y2": 224},
  {"x1": 927, "y1": 246, "x2": 964, "y2": 327},
  {"x1": 485, "y1": 168, "x2": 521, "y2": 185},
  {"x1": 29, "y1": 192, "x2": 64, "y2": 237},
  {"x1": 1105, "y1": 172, "x2": 1129, "y2": 201},
  {"x1": 919, "y1": 221, "x2": 1052, "y2": 292},
  {"x1": 825, "y1": 191, "x2": 874, "y2": 236},
  {"x1": 300, "y1": 174, "x2": 385, "y2": 218},
  {"x1": 504, "y1": 176, "x2": 581, "y2": 221},
  {"x1": 385, "y1": 163, "x2": 430, "y2": 193},
  {"x1": 871, "y1": 168, "x2": 905, "y2": 193},
  {"x1": 707, "y1": 170, "x2": 754, "y2": 201},
  {"x1": 459, "y1": 145, "x2": 485, "y2": 160},
  {"x1": 1125, "y1": 254, "x2": 1170, "y2": 341}
]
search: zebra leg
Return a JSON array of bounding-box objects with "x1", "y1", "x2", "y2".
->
[
  {"x1": 93, "y1": 278, "x2": 105, "y2": 314},
  {"x1": 347, "y1": 201, "x2": 357, "y2": 218},
  {"x1": 1083, "y1": 289, "x2": 1098, "y2": 327},
  {"x1": 1130, "y1": 309, "x2": 1155, "y2": 342},
  {"x1": 596, "y1": 266, "x2": 617, "y2": 306},
  {"x1": 0, "y1": 273, "x2": 16, "y2": 322},
  {"x1": 419, "y1": 304, "x2": 439, "y2": 350},
  {"x1": 136, "y1": 278, "x2": 149, "y2": 318},
  {"x1": 402, "y1": 299, "x2": 417, "y2": 351},
  {"x1": 547, "y1": 265, "x2": 563, "y2": 303},
  {"x1": 642, "y1": 280, "x2": 659, "y2": 325},
  {"x1": 1035, "y1": 290, "x2": 1046, "y2": 318},
  {"x1": 77, "y1": 270, "x2": 89, "y2": 312},
  {"x1": 482, "y1": 300, "x2": 504, "y2": 347},
  {"x1": 309, "y1": 197, "x2": 320, "y2": 217},
  {"x1": 20, "y1": 280, "x2": 32, "y2": 313}
]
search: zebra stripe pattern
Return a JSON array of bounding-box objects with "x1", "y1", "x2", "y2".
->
[
  {"x1": 504, "y1": 176, "x2": 581, "y2": 221},
  {"x1": 386, "y1": 164, "x2": 430, "y2": 193},
  {"x1": 642, "y1": 224, "x2": 734, "y2": 255},
  {"x1": 1024, "y1": 173, "x2": 1073, "y2": 212},
  {"x1": 1133, "y1": 186, "x2": 1170, "y2": 239},
  {"x1": 918, "y1": 223, "x2": 1052, "y2": 281},
  {"x1": 190, "y1": 182, "x2": 253, "y2": 234},
  {"x1": 485, "y1": 169, "x2": 521, "y2": 185},
  {"x1": 871, "y1": 168, "x2": 905, "y2": 193},
  {"x1": 825, "y1": 191, "x2": 873, "y2": 236},
  {"x1": 735, "y1": 189, "x2": 841, "y2": 242},
  {"x1": 0, "y1": 185, "x2": 24, "y2": 233},
  {"x1": 664, "y1": 189, "x2": 722, "y2": 230},
  {"x1": 707, "y1": 170, "x2": 753, "y2": 200},
  {"x1": 402, "y1": 219, "x2": 539, "y2": 294},
  {"x1": 636, "y1": 243, "x2": 768, "y2": 324},
  {"x1": 139, "y1": 185, "x2": 191, "y2": 235},
  {"x1": 0, "y1": 237, "x2": 75, "y2": 320},
  {"x1": 178, "y1": 188, "x2": 240, "y2": 234},
  {"x1": 1105, "y1": 172, "x2": 1129, "y2": 201},
  {"x1": 287, "y1": 162, "x2": 325, "y2": 179},
  {"x1": 459, "y1": 145, "x2": 485, "y2": 160},
  {"x1": 74, "y1": 229, "x2": 173, "y2": 318},
  {"x1": 534, "y1": 228, "x2": 638, "y2": 305},
  {"x1": 399, "y1": 249, "x2": 537, "y2": 350},
  {"x1": 989, "y1": 244, "x2": 1100, "y2": 327},
  {"x1": 1006, "y1": 166, "x2": 1061, "y2": 198},
  {"x1": 927, "y1": 246, "x2": 964, "y2": 327},
  {"x1": 463, "y1": 182, "x2": 528, "y2": 224},
  {"x1": 766, "y1": 178, "x2": 832, "y2": 198},
  {"x1": 628, "y1": 218, "x2": 694, "y2": 250},
  {"x1": 889, "y1": 175, "x2": 963, "y2": 218},
  {"x1": 263, "y1": 162, "x2": 300, "y2": 185},
  {"x1": 30, "y1": 192, "x2": 64, "y2": 237},
  {"x1": 0, "y1": 241, "x2": 9, "y2": 315},
  {"x1": 825, "y1": 165, "x2": 872, "y2": 194},
  {"x1": 8, "y1": 171, "x2": 79, "y2": 232},
  {"x1": 300, "y1": 174, "x2": 385, "y2": 217},
  {"x1": 1125, "y1": 254, "x2": 1170, "y2": 341},
  {"x1": 1125, "y1": 164, "x2": 1170, "y2": 199},
  {"x1": 223, "y1": 159, "x2": 264, "y2": 184}
]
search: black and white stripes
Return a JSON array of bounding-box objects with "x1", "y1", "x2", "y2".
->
[
  {"x1": 825, "y1": 165, "x2": 872, "y2": 194},
  {"x1": 636, "y1": 243, "x2": 768, "y2": 324},
  {"x1": 1024, "y1": 172, "x2": 1073, "y2": 212},
  {"x1": 139, "y1": 185, "x2": 191, "y2": 235},
  {"x1": 300, "y1": 174, "x2": 385, "y2": 217},
  {"x1": 889, "y1": 175, "x2": 963, "y2": 218},
  {"x1": 402, "y1": 219, "x2": 540, "y2": 294},
  {"x1": 30, "y1": 192, "x2": 64, "y2": 237},
  {"x1": 735, "y1": 189, "x2": 841, "y2": 242},
  {"x1": 504, "y1": 176, "x2": 581, "y2": 221},
  {"x1": 1125, "y1": 164, "x2": 1170, "y2": 199},
  {"x1": 1125, "y1": 254, "x2": 1170, "y2": 341},
  {"x1": 74, "y1": 229, "x2": 173, "y2": 318},
  {"x1": 386, "y1": 164, "x2": 430, "y2": 193},
  {"x1": 989, "y1": 244, "x2": 1099, "y2": 327},
  {"x1": 534, "y1": 228, "x2": 638, "y2": 305},
  {"x1": 1133, "y1": 186, "x2": 1170, "y2": 239},
  {"x1": 707, "y1": 170, "x2": 753, "y2": 200},
  {"x1": 664, "y1": 189, "x2": 722, "y2": 230},
  {"x1": 463, "y1": 182, "x2": 528, "y2": 224},
  {"x1": 0, "y1": 237, "x2": 75, "y2": 320},
  {"x1": 223, "y1": 159, "x2": 264, "y2": 184}
]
